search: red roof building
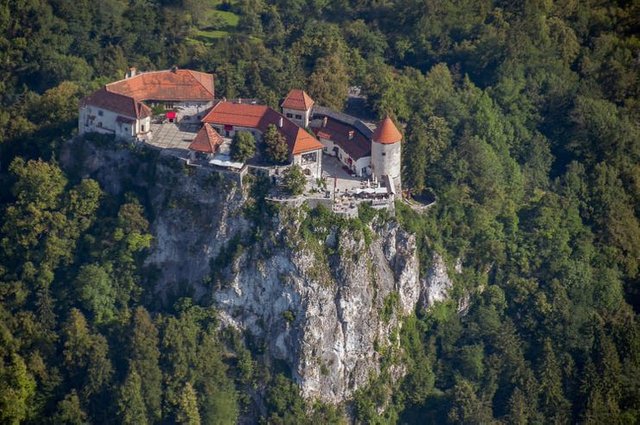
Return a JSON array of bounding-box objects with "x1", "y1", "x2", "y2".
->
[
  {"x1": 80, "y1": 88, "x2": 152, "y2": 119},
  {"x1": 281, "y1": 89, "x2": 315, "y2": 111},
  {"x1": 189, "y1": 123, "x2": 223, "y2": 153},
  {"x1": 201, "y1": 101, "x2": 323, "y2": 156},
  {"x1": 79, "y1": 68, "x2": 215, "y2": 140},
  {"x1": 106, "y1": 69, "x2": 214, "y2": 102}
]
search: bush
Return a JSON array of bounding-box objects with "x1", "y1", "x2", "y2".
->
[
  {"x1": 283, "y1": 165, "x2": 306, "y2": 196},
  {"x1": 264, "y1": 124, "x2": 289, "y2": 164},
  {"x1": 231, "y1": 131, "x2": 256, "y2": 162}
]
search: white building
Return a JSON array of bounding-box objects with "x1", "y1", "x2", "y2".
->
[
  {"x1": 79, "y1": 67, "x2": 215, "y2": 140},
  {"x1": 371, "y1": 116, "x2": 402, "y2": 193},
  {"x1": 281, "y1": 89, "x2": 314, "y2": 128}
]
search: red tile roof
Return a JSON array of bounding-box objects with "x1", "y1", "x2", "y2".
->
[
  {"x1": 281, "y1": 89, "x2": 314, "y2": 111},
  {"x1": 202, "y1": 102, "x2": 323, "y2": 155},
  {"x1": 202, "y1": 102, "x2": 269, "y2": 128},
  {"x1": 372, "y1": 116, "x2": 402, "y2": 144},
  {"x1": 189, "y1": 123, "x2": 223, "y2": 153},
  {"x1": 80, "y1": 88, "x2": 151, "y2": 119},
  {"x1": 311, "y1": 116, "x2": 371, "y2": 160},
  {"x1": 106, "y1": 69, "x2": 214, "y2": 102}
]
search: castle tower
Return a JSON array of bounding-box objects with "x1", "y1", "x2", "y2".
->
[
  {"x1": 371, "y1": 115, "x2": 402, "y2": 195},
  {"x1": 281, "y1": 89, "x2": 314, "y2": 128}
]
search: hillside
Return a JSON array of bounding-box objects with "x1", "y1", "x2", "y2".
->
[{"x1": 1, "y1": 0, "x2": 640, "y2": 424}]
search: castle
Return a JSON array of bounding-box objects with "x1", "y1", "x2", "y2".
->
[{"x1": 79, "y1": 68, "x2": 402, "y2": 194}]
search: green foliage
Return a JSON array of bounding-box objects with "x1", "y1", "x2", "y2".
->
[
  {"x1": 118, "y1": 369, "x2": 148, "y2": 425},
  {"x1": 308, "y1": 54, "x2": 350, "y2": 110},
  {"x1": 75, "y1": 263, "x2": 116, "y2": 324},
  {"x1": 283, "y1": 164, "x2": 306, "y2": 196},
  {"x1": 264, "y1": 123, "x2": 289, "y2": 164},
  {"x1": 1, "y1": 0, "x2": 640, "y2": 423},
  {"x1": 231, "y1": 131, "x2": 256, "y2": 162},
  {"x1": 0, "y1": 353, "x2": 36, "y2": 425},
  {"x1": 176, "y1": 382, "x2": 201, "y2": 425},
  {"x1": 381, "y1": 291, "x2": 399, "y2": 323},
  {"x1": 53, "y1": 391, "x2": 89, "y2": 425}
]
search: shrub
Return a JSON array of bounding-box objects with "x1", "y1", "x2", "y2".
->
[{"x1": 283, "y1": 165, "x2": 306, "y2": 196}]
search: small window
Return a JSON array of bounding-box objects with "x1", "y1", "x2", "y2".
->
[
  {"x1": 97, "y1": 122, "x2": 102, "y2": 128},
  {"x1": 141, "y1": 125, "x2": 145, "y2": 132},
  {"x1": 98, "y1": 110, "x2": 103, "y2": 116},
  {"x1": 295, "y1": 114, "x2": 302, "y2": 119},
  {"x1": 286, "y1": 113, "x2": 293, "y2": 118},
  {"x1": 381, "y1": 152, "x2": 386, "y2": 156}
]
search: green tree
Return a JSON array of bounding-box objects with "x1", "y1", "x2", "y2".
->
[
  {"x1": 538, "y1": 340, "x2": 570, "y2": 423},
  {"x1": 129, "y1": 307, "x2": 162, "y2": 423},
  {"x1": 0, "y1": 353, "x2": 36, "y2": 425},
  {"x1": 283, "y1": 165, "x2": 306, "y2": 196},
  {"x1": 403, "y1": 115, "x2": 429, "y2": 193},
  {"x1": 176, "y1": 383, "x2": 201, "y2": 425},
  {"x1": 447, "y1": 377, "x2": 494, "y2": 424},
  {"x1": 308, "y1": 54, "x2": 349, "y2": 110},
  {"x1": 118, "y1": 369, "x2": 148, "y2": 425},
  {"x1": 264, "y1": 124, "x2": 289, "y2": 164},
  {"x1": 231, "y1": 131, "x2": 256, "y2": 162},
  {"x1": 75, "y1": 263, "x2": 116, "y2": 324},
  {"x1": 62, "y1": 309, "x2": 112, "y2": 400},
  {"x1": 53, "y1": 390, "x2": 89, "y2": 425}
]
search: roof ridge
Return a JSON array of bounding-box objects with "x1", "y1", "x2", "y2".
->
[{"x1": 185, "y1": 70, "x2": 215, "y2": 97}]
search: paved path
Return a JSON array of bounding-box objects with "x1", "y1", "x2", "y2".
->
[{"x1": 147, "y1": 123, "x2": 197, "y2": 151}]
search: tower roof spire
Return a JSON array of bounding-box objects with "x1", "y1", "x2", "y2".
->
[{"x1": 372, "y1": 115, "x2": 402, "y2": 144}]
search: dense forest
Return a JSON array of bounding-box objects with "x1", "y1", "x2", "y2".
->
[{"x1": 1, "y1": 0, "x2": 640, "y2": 423}]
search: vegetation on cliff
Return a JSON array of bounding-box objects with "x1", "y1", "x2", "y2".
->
[{"x1": 1, "y1": 0, "x2": 639, "y2": 423}]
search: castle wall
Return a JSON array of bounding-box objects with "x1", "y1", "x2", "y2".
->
[{"x1": 371, "y1": 141, "x2": 401, "y2": 190}]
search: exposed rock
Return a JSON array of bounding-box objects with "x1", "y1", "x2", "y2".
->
[
  {"x1": 420, "y1": 253, "x2": 454, "y2": 310},
  {"x1": 62, "y1": 139, "x2": 455, "y2": 404}
]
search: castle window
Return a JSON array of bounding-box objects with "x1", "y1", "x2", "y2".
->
[
  {"x1": 295, "y1": 114, "x2": 302, "y2": 119},
  {"x1": 98, "y1": 110, "x2": 103, "y2": 116},
  {"x1": 286, "y1": 113, "x2": 293, "y2": 118},
  {"x1": 381, "y1": 152, "x2": 386, "y2": 156}
]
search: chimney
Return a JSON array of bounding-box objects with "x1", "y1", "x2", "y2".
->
[
  {"x1": 322, "y1": 117, "x2": 328, "y2": 127},
  {"x1": 126, "y1": 67, "x2": 137, "y2": 79},
  {"x1": 348, "y1": 130, "x2": 354, "y2": 140},
  {"x1": 279, "y1": 117, "x2": 284, "y2": 128}
]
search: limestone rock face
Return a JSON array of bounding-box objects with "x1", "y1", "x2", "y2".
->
[{"x1": 63, "y1": 140, "x2": 454, "y2": 404}]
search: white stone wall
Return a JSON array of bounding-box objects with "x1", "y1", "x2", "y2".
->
[
  {"x1": 319, "y1": 137, "x2": 371, "y2": 177},
  {"x1": 371, "y1": 141, "x2": 401, "y2": 189},
  {"x1": 136, "y1": 116, "x2": 151, "y2": 135},
  {"x1": 79, "y1": 106, "x2": 120, "y2": 136},
  {"x1": 79, "y1": 105, "x2": 147, "y2": 140},
  {"x1": 319, "y1": 138, "x2": 336, "y2": 155},
  {"x1": 293, "y1": 149, "x2": 322, "y2": 179},
  {"x1": 282, "y1": 107, "x2": 311, "y2": 128},
  {"x1": 353, "y1": 156, "x2": 371, "y2": 177},
  {"x1": 211, "y1": 124, "x2": 262, "y2": 140}
]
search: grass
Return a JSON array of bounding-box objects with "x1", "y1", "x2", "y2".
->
[
  {"x1": 204, "y1": 9, "x2": 240, "y2": 27},
  {"x1": 188, "y1": 0, "x2": 240, "y2": 43},
  {"x1": 194, "y1": 28, "x2": 232, "y2": 42}
]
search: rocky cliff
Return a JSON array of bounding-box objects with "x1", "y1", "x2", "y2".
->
[{"x1": 62, "y1": 139, "x2": 453, "y2": 404}]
